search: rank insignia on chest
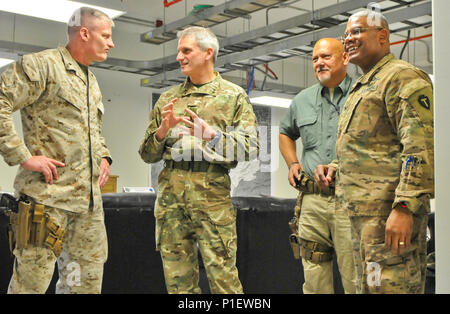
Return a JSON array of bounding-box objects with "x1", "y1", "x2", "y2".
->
[{"x1": 418, "y1": 95, "x2": 431, "y2": 110}]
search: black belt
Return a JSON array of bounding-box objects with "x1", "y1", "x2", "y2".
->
[{"x1": 164, "y1": 160, "x2": 228, "y2": 174}]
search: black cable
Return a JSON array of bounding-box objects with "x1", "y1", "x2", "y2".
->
[{"x1": 399, "y1": 30, "x2": 411, "y2": 60}]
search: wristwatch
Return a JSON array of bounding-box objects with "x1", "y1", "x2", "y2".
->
[{"x1": 103, "y1": 157, "x2": 113, "y2": 165}]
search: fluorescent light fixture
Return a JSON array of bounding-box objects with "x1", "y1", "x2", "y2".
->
[
  {"x1": 0, "y1": 58, "x2": 15, "y2": 68},
  {"x1": 0, "y1": 0, "x2": 125, "y2": 24},
  {"x1": 0, "y1": 52, "x2": 18, "y2": 69},
  {"x1": 249, "y1": 92, "x2": 293, "y2": 109}
]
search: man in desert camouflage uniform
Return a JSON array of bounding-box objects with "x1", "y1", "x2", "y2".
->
[
  {"x1": 0, "y1": 7, "x2": 115, "y2": 293},
  {"x1": 139, "y1": 26, "x2": 258, "y2": 294},
  {"x1": 315, "y1": 10, "x2": 434, "y2": 293}
]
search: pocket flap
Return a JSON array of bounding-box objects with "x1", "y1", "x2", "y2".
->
[
  {"x1": 97, "y1": 101, "x2": 105, "y2": 115},
  {"x1": 57, "y1": 88, "x2": 83, "y2": 111},
  {"x1": 298, "y1": 115, "x2": 318, "y2": 127}
]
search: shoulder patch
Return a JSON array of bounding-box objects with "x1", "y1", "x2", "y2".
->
[
  {"x1": 418, "y1": 95, "x2": 431, "y2": 110},
  {"x1": 407, "y1": 86, "x2": 433, "y2": 126}
]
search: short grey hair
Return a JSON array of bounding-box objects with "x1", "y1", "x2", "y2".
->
[
  {"x1": 67, "y1": 7, "x2": 114, "y2": 35},
  {"x1": 349, "y1": 9, "x2": 389, "y2": 30},
  {"x1": 178, "y1": 26, "x2": 219, "y2": 63}
]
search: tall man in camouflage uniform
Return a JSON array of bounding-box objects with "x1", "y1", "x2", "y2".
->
[
  {"x1": 315, "y1": 10, "x2": 434, "y2": 293},
  {"x1": 0, "y1": 7, "x2": 115, "y2": 293},
  {"x1": 279, "y1": 38, "x2": 356, "y2": 294},
  {"x1": 139, "y1": 26, "x2": 258, "y2": 294}
]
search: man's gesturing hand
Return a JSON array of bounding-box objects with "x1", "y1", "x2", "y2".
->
[
  {"x1": 155, "y1": 98, "x2": 183, "y2": 141},
  {"x1": 178, "y1": 107, "x2": 216, "y2": 141}
]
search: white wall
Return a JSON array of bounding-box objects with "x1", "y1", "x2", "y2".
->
[
  {"x1": 432, "y1": 0, "x2": 450, "y2": 294},
  {"x1": 271, "y1": 106, "x2": 303, "y2": 199},
  {"x1": 0, "y1": 112, "x2": 21, "y2": 192},
  {"x1": 92, "y1": 68, "x2": 153, "y2": 191}
]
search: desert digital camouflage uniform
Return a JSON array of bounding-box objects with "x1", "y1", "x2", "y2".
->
[
  {"x1": 139, "y1": 72, "x2": 258, "y2": 294},
  {"x1": 0, "y1": 46, "x2": 110, "y2": 293},
  {"x1": 335, "y1": 53, "x2": 434, "y2": 293}
]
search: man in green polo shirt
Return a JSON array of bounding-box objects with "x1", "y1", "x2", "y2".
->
[{"x1": 279, "y1": 38, "x2": 356, "y2": 294}]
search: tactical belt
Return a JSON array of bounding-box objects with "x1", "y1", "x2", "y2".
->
[
  {"x1": 309, "y1": 183, "x2": 334, "y2": 197},
  {"x1": 165, "y1": 160, "x2": 228, "y2": 174},
  {"x1": 299, "y1": 238, "x2": 333, "y2": 264},
  {"x1": 295, "y1": 171, "x2": 335, "y2": 196},
  {"x1": 6, "y1": 199, "x2": 65, "y2": 257}
]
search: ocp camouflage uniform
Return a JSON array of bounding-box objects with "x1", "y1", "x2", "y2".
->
[
  {"x1": 335, "y1": 53, "x2": 434, "y2": 293},
  {"x1": 0, "y1": 46, "x2": 110, "y2": 293},
  {"x1": 139, "y1": 73, "x2": 258, "y2": 294}
]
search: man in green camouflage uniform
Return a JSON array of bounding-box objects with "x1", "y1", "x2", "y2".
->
[
  {"x1": 279, "y1": 38, "x2": 356, "y2": 294},
  {"x1": 315, "y1": 10, "x2": 434, "y2": 293},
  {"x1": 138, "y1": 26, "x2": 258, "y2": 294},
  {"x1": 0, "y1": 7, "x2": 115, "y2": 293}
]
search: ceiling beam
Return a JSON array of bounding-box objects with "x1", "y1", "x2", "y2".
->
[
  {"x1": 136, "y1": 0, "x2": 383, "y2": 74},
  {"x1": 141, "y1": 1, "x2": 431, "y2": 88},
  {"x1": 140, "y1": 0, "x2": 289, "y2": 44}
]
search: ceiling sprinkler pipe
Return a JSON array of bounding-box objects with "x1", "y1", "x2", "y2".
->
[
  {"x1": 164, "y1": 0, "x2": 183, "y2": 8},
  {"x1": 390, "y1": 33, "x2": 432, "y2": 46}
]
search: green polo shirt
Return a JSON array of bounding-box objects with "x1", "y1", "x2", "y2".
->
[{"x1": 279, "y1": 75, "x2": 354, "y2": 178}]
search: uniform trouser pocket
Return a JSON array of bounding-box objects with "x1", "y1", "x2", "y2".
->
[
  {"x1": 362, "y1": 243, "x2": 423, "y2": 294},
  {"x1": 196, "y1": 212, "x2": 242, "y2": 294},
  {"x1": 350, "y1": 215, "x2": 428, "y2": 294},
  {"x1": 157, "y1": 205, "x2": 242, "y2": 294}
]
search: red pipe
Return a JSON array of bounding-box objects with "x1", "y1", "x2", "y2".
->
[
  {"x1": 262, "y1": 64, "x2": 278, "y2": 80},
  {"x1": 390, "y1": 34, "x2": 432, "y2": 46},
  {"x1": 164, "y1": 0, "x2": 183, "y2": 8}
]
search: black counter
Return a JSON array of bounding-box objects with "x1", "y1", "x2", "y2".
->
[{"x1": 0, "y1": 193, "x2": 434, "y2": 294}]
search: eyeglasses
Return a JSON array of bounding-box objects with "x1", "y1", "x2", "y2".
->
[{"x1": 340, "y1": 27, "x2": 383, "y2": 43}]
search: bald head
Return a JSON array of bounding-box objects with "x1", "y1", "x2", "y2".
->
[
  {"x1": 312, "y1": 38, "x2": 349, "y2": 88},
  {"x1": 315, "y1": 38, "x2": 345, "y2": 55}
]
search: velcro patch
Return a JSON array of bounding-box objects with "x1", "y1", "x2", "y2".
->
[{"x1": 418, "y1": 95, "x2": 431, "y2": 110}]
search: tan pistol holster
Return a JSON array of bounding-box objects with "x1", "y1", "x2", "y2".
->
[
  {"x1": 289, "y1": 216, "x2": 300, "y2": 259},
  {"x1": 298, "y1": 238, "x2": 334, "y2": 264},
  {"x1": 6, "y1": 200, "x2": 65, "y2": 256},
  {"x1": 288, "y1": 192, "x2": 304, "y2": 260}
]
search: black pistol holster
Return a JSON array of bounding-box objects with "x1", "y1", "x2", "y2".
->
[{"x1": 1, "y1": 194, "x2": 65, "y2": 256}]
